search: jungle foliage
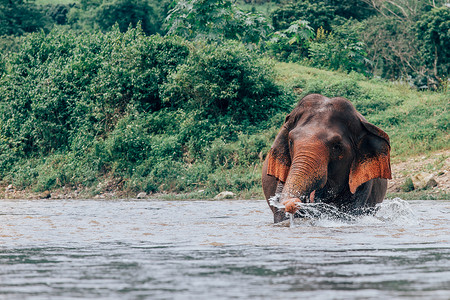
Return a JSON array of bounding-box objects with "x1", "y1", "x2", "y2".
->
[
  {"x1": 0, "y1": 0, "x2": 449, "y2": 197},
  {"x1": 0, "y1": 27, "x2": 292, "y2": 196}
]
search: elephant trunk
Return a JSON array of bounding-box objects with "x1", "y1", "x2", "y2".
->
[{"x1": 281, "y1": 141, "x2": 329, "y2": 213}]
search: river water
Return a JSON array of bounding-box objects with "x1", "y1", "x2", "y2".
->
[{"x1": 0, "y1": 198, "x2": 449, "y2": 299}]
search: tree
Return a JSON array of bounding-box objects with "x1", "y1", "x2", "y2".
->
[
  {"x1": 360, "y1": 0, "x2": 447, "y2": 21},
  {"x1": 68, "y1": 0, "x2": 169, "y2": 35},
  {"x1": 268, "y1": 19, "x2": 315, "y2": 62},
  {"x1": 271, "y1": 0, "x2": 336, "y2": 32},
  {"x1": 0, "y1": 0, "x2": 49, "y2": 36},
  {"x1": 416, "y1": 6, "x2": 450, "y2": 81},
  {"x1": 165, "y1": 0, "x2": 272, "y2": 45},
  {"x1": 327, "y1": 0, "x2": 376, "y2": 20},
  {"x1": 360, "y1": 16, "x2": 420, "y2": 80},
  {"x1": 95, "y1": 0, "x2": 159, "y2": 35}
]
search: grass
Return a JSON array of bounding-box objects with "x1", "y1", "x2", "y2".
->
[
  {"x1": 387, "y1": 191, "x2": 450, "y2": 200},
  {"x1": 273, "y1": 62, "x2": 449, "y2": 200},
  {"x1": 274, "y1": 62, "x2": 450, "y2": 160}
]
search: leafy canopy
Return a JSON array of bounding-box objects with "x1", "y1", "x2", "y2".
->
[{"x1": 165, "y1": 0, "x2": 272, "y2": 44}]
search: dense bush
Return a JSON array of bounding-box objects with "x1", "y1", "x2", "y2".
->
[
  {"x1": 268, "y1": 20, "x2": 315, "y2": 62},
  {"x1": 165, "y1": 0, "x2": 272, "y2": 45},
  {"x1": 0, "y1": 27, "x2": 189, "y2": 165},
  {"x1": 0, "y1": 0, "x2": 50, "y2": 36},
  {"x1": 271, "y1": 0, "x2": 336, "y2": 32},
  {"x1": 68, "y1": 0, "x2": 169, "y2": 35},
  {"x1": 95, "y1": 0, "x2": 159, "y2": 35},
  {"x1": 162, "y1": 41, "x2": 288, "y2": 123},
  {"x1": 416, "y1": 7, "x2": 450, "y2": 82},
  {"x1": 309, "y1": 21, "x2": 369, "y2": 75},
  {"x1": 43, "y1": 3, "x2": 73, "y2": 25},
  {"x1": 0, "y1": 27, "x2": 294, "y2": 195}
]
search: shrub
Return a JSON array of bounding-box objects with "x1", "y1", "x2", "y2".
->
[
  {"x1": 165, "y1": 0, "x2": 272, "y2": 45},
  {"x1": 43, "y1": 3, "x2": 73, "y2": 25},
  {"x1": 268, "y1": 20, "x2": 315, "y2": 62},
  {"x1": 309, "y1": 21, "x2": 370, "y2": 75},
  {"x1": 67, "y1": 0, "x2": 169, "y2": 35},
  {"x1": 0, "y1": 0, "x2": 50, "y2": 36},
  {"x1": 401, "y1": 177, "x2": 414, "y2": 192},
  {"x1": 416, "y1": 7, "x2": 450, "y2": 82},
  {"x1": 271, "y1": 0, "x2": 336, "y2": 32},
  {"x1": 95, "y1": 0, "x2": 159, "y2": 35},
  {"x1": 161, "y1": 40, "x2": 291, "y2": 124},
  {"x1": 0, "y1": 27, "x2": 189, "y2": 165}
]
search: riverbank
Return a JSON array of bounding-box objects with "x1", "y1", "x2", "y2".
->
[
  {"x1": 1, "y1": 43, "x2": 448, "y2": 200},
  {"x1": 2, "y1": 149, "x2": 448, "y2": 200}
]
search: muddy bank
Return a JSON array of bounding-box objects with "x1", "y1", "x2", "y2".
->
[{"x1": 388, "y1": 150, "x2": 449, "y2": 198}]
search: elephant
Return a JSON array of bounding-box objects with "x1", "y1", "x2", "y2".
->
[{"x1": 262, "y1": 94, "x2": 391, "y2": 223}]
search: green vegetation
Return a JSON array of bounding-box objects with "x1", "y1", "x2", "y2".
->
[
  {"x1": 275, "y1": 63, "x2": 449, "y2": 158},
  {"x1": 0, "y1": 0, "x2": 448, "y2": 199},
  {"x1": 165, "y1": 0, "x2": 272, "y2": 44},
  {"x1": 401, "y1": 178, "x2": 415, "y2": 193},
  {"x1": 0, "y1": 27, "x2": 293, "y2": 197},
  {"x1": 35, "y1": 0, "x2": 78, "y2": 4}
]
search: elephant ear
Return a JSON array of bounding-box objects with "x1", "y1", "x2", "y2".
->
[
  {"x1": 266, "y1": 116, "x2": 292, "y2": 183},
  {"x1": 349, "y1": 116, "x2": 392, "y2": 194}
]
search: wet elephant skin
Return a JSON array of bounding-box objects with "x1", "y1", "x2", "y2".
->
[{"x1": 262, "y1": 94, "x2": 391, "y2": 223}]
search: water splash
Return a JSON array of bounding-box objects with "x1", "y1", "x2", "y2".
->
[
  {"x1": 270, "y1": 195, "x2": 418, "y2": 227},
  {"x1": 270, "y1": 194, "x2": 358, "y2": 227},
  {"x1": 374, "y1": 197, "x2": 419, "y2": 225},
  {"x1": 268, "y1": 194, "x2": 284, "y2": 209},
  {"x1": 269, "y1": 194, "x2": 296, "y2": 227}
]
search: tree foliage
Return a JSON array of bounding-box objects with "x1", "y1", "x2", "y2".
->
[
  {"x1": 0, "y1": 0, "x2": 50, "y2": 36},
  {"x1": 309, "y1": 22, "x2": 370, "y2": 75},
  {"x1": 268, "y1": 20, "x2": 315, "y2": 62},
  {"x1": 95, "y1": 0, "x2": 159, "y2": 34},
  {"x1": 68, "y1": 0, "x2": 168, "y2": 35},
  {"x1": 360, "y1": 16, "x2": 419, "y2": 79},
  {"x1": 0, "y1": 27, "x2": 293, "y2": 194},
  {"x1": 271, "y1": 0, "x2": 336, "y2": 32},
  {"x1": 165, "y1": 0, "x2": 272, "y2": 44},
  {"x1": 416, "y1": 6, "x2": 450, "y2": 80},
  {"x1": 0, "y1": 27, "x2": 190, "y2": 161}
]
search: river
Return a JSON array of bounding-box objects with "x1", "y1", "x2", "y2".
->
[{"x1": 1, "y1": 198, "x2": 449, "y2": 299}]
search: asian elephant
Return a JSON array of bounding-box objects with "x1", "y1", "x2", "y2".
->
[{"x1": 262, "y1": 94, "x2": 391, "y2": 223}]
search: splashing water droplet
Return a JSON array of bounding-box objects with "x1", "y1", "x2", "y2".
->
[
  {"x1": 268, "y1": 194, "x2": 284, "y2": 209},
  {"x1": 375, "y1": 198, "x2": 418, "y2": 225}
]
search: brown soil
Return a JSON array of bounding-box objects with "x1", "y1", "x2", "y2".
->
[{"x1": 388, "y1": 149, "x2": 450, "y2": 195}]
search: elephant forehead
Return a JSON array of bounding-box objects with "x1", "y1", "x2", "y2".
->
[
  {"x1": 301, "y1": 105, "x2": 358, "y2": 127},
  {"x1": 300, "y1": 96, "x2": 355, "y2": 115}
]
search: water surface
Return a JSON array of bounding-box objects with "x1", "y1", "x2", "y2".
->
[{"x1": 1, "y1": 199, "x2": 449, "y2": 299}]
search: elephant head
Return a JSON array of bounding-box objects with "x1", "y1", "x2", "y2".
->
[{"x1": 263, "y1": 94, "x2": 391, "y2": 217}]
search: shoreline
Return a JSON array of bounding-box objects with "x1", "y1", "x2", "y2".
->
[{"x1": 1, "y1": 150, "x2": 449, "y2": 201}]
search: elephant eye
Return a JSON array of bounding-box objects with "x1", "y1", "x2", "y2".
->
[
  {"x1": 332, "y1": 143, "x2": 343, "y2": 153},
  {"x1": 289, "y1": 139, "x2": 293, "y2": 149}
]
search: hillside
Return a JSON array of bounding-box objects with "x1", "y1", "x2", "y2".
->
[{"x1": 3, "y1": 62, "x2": 449, "y2": 200}]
